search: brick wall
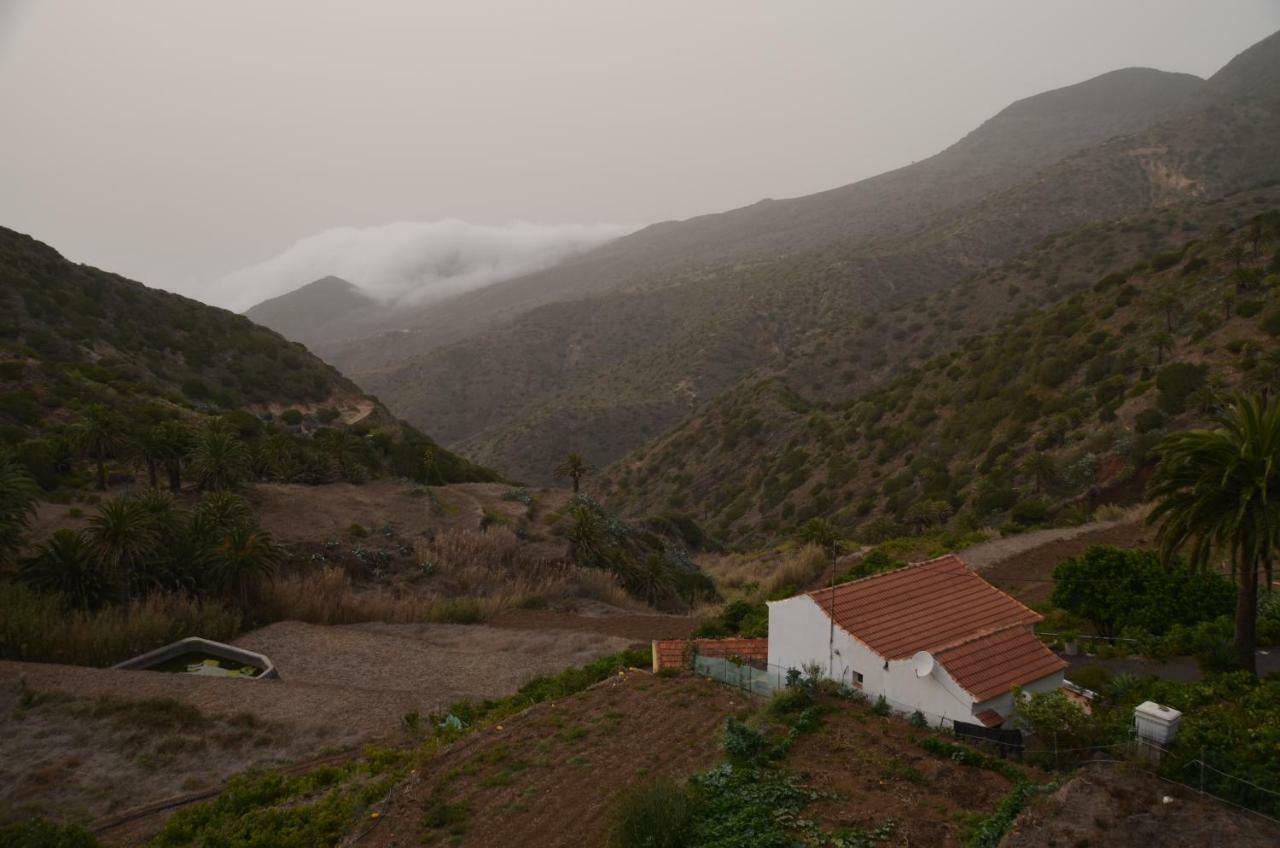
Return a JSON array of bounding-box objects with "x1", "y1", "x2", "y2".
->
[{"x1": 651, "y1": 637, "x2": 768, "y2": 672}]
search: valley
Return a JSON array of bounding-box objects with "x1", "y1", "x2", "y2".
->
[{"x1": 4, "y1": 19, "x2": 1280, "y2": 848}]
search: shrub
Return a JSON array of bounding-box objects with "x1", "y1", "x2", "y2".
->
[
  {"x1": 0, "y1": 583, "x2": 241, "y2": 667},
  {"x1": 1134, "y1": 408, "x2": 1165, "y2": 434},
  {"x1": 909, "y1": 710, "x2": 928, "y2": 728},
  {"x1": 872, "y1": 694, "x2": 891, "y2": 716},
  {"x1": 1050, "y1": 546, "x2": 1235, "y2": 637},
  {"x1": 1261, "y1": 309, "x2": 1280, "y2": 337},
  {"x1": 1156, "y1": 362, "x2": 1207, "y2": 414},
  {"x1": 608, "y1": 778, "x2": 694, "y2": 848},
  {"x1": 723, "y1": 716, "x2": 767, "y2": 761},
  {"x1": 1010, "y1": 499, "x2": 1049, "y2": 526},
  {"x1": 1064, "y1": 664, "x2": 1113, "y2": 694},
  {"x1": 279, "y1": 408, "x2": 303, "y2": 426},
  {"x1": 0, "y1": 819, "x2": 101, "y2": 848}
]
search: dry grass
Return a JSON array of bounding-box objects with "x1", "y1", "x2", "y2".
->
[
  {"x1": 261, "y1": 527, "x2": 636, "y2": 625},
  {"x1": 698, "y1": 543, "x2": 829, "y2": 602},
  {"x1": 0, "y1": 584, "x2": 241, "y2": 668}
]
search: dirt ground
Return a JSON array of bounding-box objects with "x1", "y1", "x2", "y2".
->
[
  {"x1": 0, "y1": 684, "x2": 320, "y2": 830},
  {"x1": 358, "y1": 671, "x2": 746, "y2": 848},
  {"x1": 1001, "y1": 763, "x2": 1280, "y2": 847},
  {"x1": 0, "y1": 620, "x2": 636, "y2": 833},
  {"x1": 784, "y1": 699, "x2": 1017, "y2": 846},
  {"x1": 487, "y1": 608, "x2": 700, "y2": 641},
  {"x1": 965, "y1": 518, "x2": 1154, "y2": 605}
]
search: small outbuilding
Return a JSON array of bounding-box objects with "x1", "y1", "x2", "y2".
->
[{"x1": 767, "y1": 554, "x2": 1065, "y2": 728}]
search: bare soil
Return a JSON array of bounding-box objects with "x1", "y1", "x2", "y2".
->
[
  {"x1": 1001, "y1": 763, "x2": 1280, "y2": 847},
  {"x1": 487, "y1": 608, "x2": 700, "y2": 641},
  {"x1": 357, "y1": 671, "x2": 746, "y2": 848},
  {"x1": 964, "y1": 517, "x2": 1155, "y2": 605},
  {"x1": 784, "y1": 700, "x2": 1017, "y2": 846},
  {"x1": 0, "y1": 620, "x2": 634, "y2": 832},
  {"x1": 0, "y1": 684, "x2": 317, "y2": 830}
]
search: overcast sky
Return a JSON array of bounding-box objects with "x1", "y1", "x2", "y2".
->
[{"x1": 2, "y1": 1, "x2": 1278, "y2": 308}]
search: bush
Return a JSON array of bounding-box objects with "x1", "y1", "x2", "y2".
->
[
  {"x1": 872, "y1": 694, "x2": 891, "y2": 716},
  {"x1": 1010, "y1": 499, "x2": 1049, "y2": 526},
  {"x1": 1261, "y1": 309, "x2": 1280, "y2": 337},
  {"x1": 723, "y1": 716, "x2": 767, "y2": 761},
  {"x1": 1050, "y1": 546, "x2": 1235, "y2": 637},
  {"x1": 0, "y1": 819, "x2": 101, "y2": 848},
  {"x1": 279, "y1": 408, "x2": 303, "y2": 426},
  {"x1": 0, "y1": 583, "x2": 241, "y2": 666},
  {"x1": 1064, "y1": 664, "x2": 1113, "y2": 694},
  {"x1": 1156, "y1": 362, "x2": 1207, "y2": 414},
  {"x1": 1134, "y1": 407, "x2": 1165, "y2": 434},
  {"x1": 608, "y1": 778, "x2": 695, "y2": 848}
]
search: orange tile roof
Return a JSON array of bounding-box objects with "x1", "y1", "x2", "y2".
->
[
  {"x1": 934, "y1": 625, "x2": 1067, "y2": 702},
  {"x1": 807, "y1": 554, "x2": 1043, "y2": 659},
  {"x1": 973, "y1": 709, "x2": 1005, "y2": 728}
]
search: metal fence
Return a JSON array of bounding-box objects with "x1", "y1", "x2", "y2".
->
[
  {"x1": 690, "y1": 655, "x2": 788, "y2": 697},
  {"x1": 689, "y1": 655, "x2": 1280, "y2": 823}
]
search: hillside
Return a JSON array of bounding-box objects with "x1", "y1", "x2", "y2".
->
[
  {"x1": 243, "y1": 276, "x2": 381, "y2": 348},
  {"x1": 598, "y1": 201, "x2": 1280, "y2": 542},
  {"x1": 334, "y1": 31, "x2": 1280, "y2": 485},
  {"x1": 0, "y1": 227, "x2": 496, "y2": 488}
]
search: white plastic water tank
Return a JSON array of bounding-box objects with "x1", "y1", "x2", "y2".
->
[{"x1": 1134, "y1": 701, "x2": 1182, "y2": 746}]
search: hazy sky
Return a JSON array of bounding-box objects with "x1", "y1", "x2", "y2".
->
[{"x1": 2, "y1": 1, "x2": 1278, "y2": 308}]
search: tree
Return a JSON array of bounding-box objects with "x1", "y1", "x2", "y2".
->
[
  {"x1": 73, "y1": 404, "x2": 127, "y2": 491},
  {"x1": 1148, "y1": 395, "x2": 1280, "y2": 675},
  {"x1": 85, "y1": 496, "x2": 158, "y2": 605},
  {"x1": 0, "y1": 453, "x2": 39, "y2": 565},
  {"x1": 1021, "y1": 452, "x2": 1057, "y2": 495},
  {"x1": 149, "y1": 420, "x2": 193, "y2": 493},
  {"x1": 21, "y1": 529, "x2": 110, "y2": 611},
  {"x1": 316, "y1": 428, "x2": 365, "y2": 482},
  {"x1": 905, "y1": 499, "x2": 952, "y2": 532},
  {"x1": 190, "y1": 424, "x2": 252, "y2": 491},
  {"x1": 1152, "y1": 330, "x2": 1173, "y2": 367},
  {"x1": 1051, "y1": 546, "x2": 1234, "y2": 637},
  {"x1": 215, "y1": 525, "x2": 279, "y2": 608},
  {"x1": 555, "y1": 452, "x2": 592, "y2": 494}
]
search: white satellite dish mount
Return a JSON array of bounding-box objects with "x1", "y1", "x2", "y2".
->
[{"x1": 912, "y1": 650, "x2": 935, "y2": 678}]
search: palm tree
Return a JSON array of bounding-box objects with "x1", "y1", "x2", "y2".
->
[
  {"x1": 1148, "y1": 395, "x2": 1280, "y2": 675},
  {"x1": 85, "y1": 496, "x2": 158, "y2": 605},
  {"x1": 0, "y1": 453, "x2": 39, "y2": 565},
  {"x1": 215, "y1": 525, "x2": 279, "y2": 608},
  {"x1": 21, "y1": 529, "x2": 110, "y2": 611},
  {"x1": 73, "y1": 404, "x2": 127, "y2": 491},
  {"x1": 138, "y1": 421, "x2": 191, "y2": 492},
  {"x1": 1152, "y1": 330, "x2": 1173, "y2": 367},
  {"x1": 1021, "y1": 452, "x2": 1057, "y2": 495},
  {"x1": 161, "y1": 420, "x2": 193, "y2": 493},
  {"x1": 190, "y1": 425, "x2": 252, "y2": 491},
  {"x1": 316, "y1": 428, "x2": 364, "y2": 482},
  {"x1": 194, "y1": 490, "x2": 252, "y2": 535},
  {"x1": 555, "y1": 452, "x2": 592, "y2": 494}
]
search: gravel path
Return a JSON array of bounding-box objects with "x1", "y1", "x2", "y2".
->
[{"x1": 957, "y1": 506, "x2": 1149, "y2": 571}]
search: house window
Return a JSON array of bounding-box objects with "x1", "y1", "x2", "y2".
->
[{"x1": 852, "y1": 671, "x2": 864, "y2": 689}]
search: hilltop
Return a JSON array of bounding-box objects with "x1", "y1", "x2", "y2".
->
[
  {"x1": 0, "y1": 227, "x2": 496, "y2": 489},
  {"x1": 243, "y1": 276, "x2": 381, "y2": 349},
  {"x1": 323, "y1": 31, "x2": 1280, "y2": 485}
]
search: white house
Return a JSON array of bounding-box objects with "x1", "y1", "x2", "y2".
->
[{"x1": 767, "y1": 554, "x2": 1065, "y2": 728}]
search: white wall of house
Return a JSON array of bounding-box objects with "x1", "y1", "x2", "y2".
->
[{"x1": 767, "y1": 594, "x2": 1061, "y2": 727}]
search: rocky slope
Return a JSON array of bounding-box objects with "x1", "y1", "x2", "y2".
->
[
  {"x1": 597, "y1": 196, "x2": 1280, "y2": 542},
  {"x1": 337, "y1": 32, "x2": 1280, "y2": 484}
]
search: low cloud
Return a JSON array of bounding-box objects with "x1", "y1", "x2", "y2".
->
[{"x1": 218, "y1": 219, "x2": 634, "y2": 312}]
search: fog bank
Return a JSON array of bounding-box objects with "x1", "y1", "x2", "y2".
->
[{"x1": 219, "y1": 219, "x2": 633, "y2": 312}]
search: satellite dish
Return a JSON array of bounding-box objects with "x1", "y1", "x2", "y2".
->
[{"x1": 912, "y1": 651, "x2": 935, "y2": 678}]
